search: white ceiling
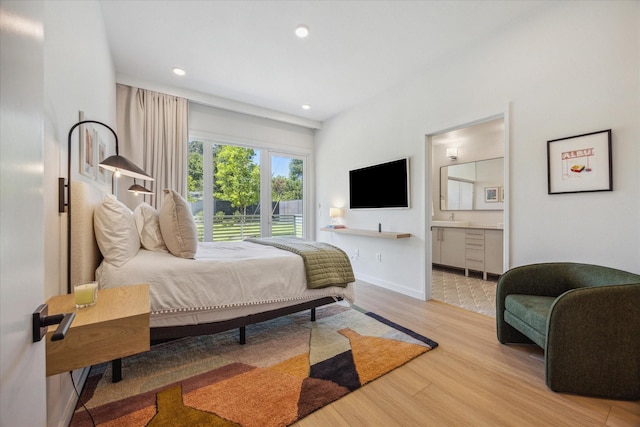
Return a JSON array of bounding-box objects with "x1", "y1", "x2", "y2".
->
[{"x1": 100, "y1": 1, "x2": 549, "y2": 124}]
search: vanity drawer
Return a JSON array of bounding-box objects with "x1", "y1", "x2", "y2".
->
[
  {"x1": 466, "y1": 241, "x2": 484, "y2": 250},
  {"x1": 465, "y1": 230, "x2": 484, "y2": 243},
  {"x1": 465, "y1": 235, "x2": 485, "y2": 250},
  {"x1": 466, "y1": 230, "x2": 485, "y2": 271},
  {"x1": 466, "y1": 248, "x2": 484, "y2": 263},
  {"x1": 466, "y1": 258, "x2": 485, "y2": 272}
]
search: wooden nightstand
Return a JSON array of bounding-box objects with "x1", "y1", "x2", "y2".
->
[{"x1": 45, "y1": 284, "x2": 150, "y2": 379}]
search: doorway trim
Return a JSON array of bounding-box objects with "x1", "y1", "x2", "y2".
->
[{"x1": 424, "y1": 105, "x2": 510, "y2": 300}]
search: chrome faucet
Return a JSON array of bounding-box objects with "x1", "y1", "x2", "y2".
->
[{"x1": 449, "y1": 213, "x2": 455, "y2": 221}]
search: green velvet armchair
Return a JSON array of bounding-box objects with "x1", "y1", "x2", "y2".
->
[{"x1": 496, "y1": 262, "x2": 640, "y2": 400}]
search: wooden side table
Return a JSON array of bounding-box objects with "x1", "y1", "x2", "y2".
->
[{"x1": 46, "y1": 284, "x2": 150, "y2": 380}]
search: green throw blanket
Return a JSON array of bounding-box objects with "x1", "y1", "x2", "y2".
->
[{"x1": 246, "y1": 237, "x2": 355, "y2": 289}]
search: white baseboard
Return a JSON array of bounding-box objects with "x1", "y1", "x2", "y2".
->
[
  {"x1": 355, "y1": 273, "x2": 425, "y2": 300},
  {"x1": 55, "y1": 367, "x2": 89, "y2": 427}
]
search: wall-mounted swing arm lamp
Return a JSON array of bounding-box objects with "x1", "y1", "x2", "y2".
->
[
  {"x1": 58, "y1": 119, "x2": 153, "y2": 293},
  {"x1": 58, "y1": 120, "x2": 154, "y2": 212}
]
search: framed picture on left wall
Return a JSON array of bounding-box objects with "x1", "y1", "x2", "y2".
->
[
  {"x1": 78, "y1": 111, "x2": 96, "y2": 179},
  {"x1": 97, "y1": 136, "x2": 107, "y2": 183}
]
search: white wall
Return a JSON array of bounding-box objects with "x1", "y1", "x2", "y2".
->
[
  {"x1": 316, "y1": 105, "x2": 428, "y2": 299},
  {"x1": 44, "y1": 1, "x2": 115, "y2": 298},
  {"x1": 316, "y1": 1, "x2": 640, "y2": 300},
  {"x1": 43, "y1": 1, "x2": 115, "y2": 425},
  {"x1": 189, "y1": 102, "x2": 314, "y2": 152}
]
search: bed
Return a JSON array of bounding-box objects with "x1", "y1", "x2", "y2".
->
[
  {"x1": 70, "y1": 181, "x2": 355, "y2": 348},
  {"x1": 96, "y1": 240, "x2": 355, "y2": 342}
]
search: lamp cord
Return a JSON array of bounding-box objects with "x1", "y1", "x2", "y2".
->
[{"x1": 69, "y1": 371, "x2": 96, "y2": 427}]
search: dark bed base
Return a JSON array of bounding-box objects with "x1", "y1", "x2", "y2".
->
[
  {"x1": 150, "y1": 296, "x2": 340, "y2": 343},
  {"x1": 110, "y1": 296, "x2": 341, "y2": 382}
]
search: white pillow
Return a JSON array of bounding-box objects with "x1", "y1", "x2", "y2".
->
[
  {"x1": 93, "y1": 194, "x2": 140, "y2": 267},
  {"x1": 133, "y1": 202, "x2": 168, "y2": 252},
  {"x1": 158, "y1": 189, "x2": 198, "y2": 259}
]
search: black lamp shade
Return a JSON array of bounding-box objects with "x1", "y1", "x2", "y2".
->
[
  {"x1": 128, "y1": 183, "x2": 154, "y2": 194},
  {"x1": 100, "y1": 155, "x2": 153, "y2": 181}
]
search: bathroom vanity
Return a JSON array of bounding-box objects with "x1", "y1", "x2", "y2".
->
[{"x1": 432, "y1": 224, "x2": 503, "y2": 280}]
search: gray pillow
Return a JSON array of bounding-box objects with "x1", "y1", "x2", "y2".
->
[{"x1": 158, "y1": 189, "x2": 198, "y2": 258}]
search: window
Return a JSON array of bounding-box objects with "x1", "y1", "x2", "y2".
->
[
  {"x1": 270, "y1": 154, "x2": 304, "y2": 238},
  {"x1": 188, "y1": 139, "x2": 306, "y2": 242}
]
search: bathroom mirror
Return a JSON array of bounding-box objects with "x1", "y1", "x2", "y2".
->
[{"x1": 440, "y1": 157, "x2": 504, "y2": 211}]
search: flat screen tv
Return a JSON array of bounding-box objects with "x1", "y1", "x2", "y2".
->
[{"x1": 349, "y1": 158, "x2": 410, "y2": 209}]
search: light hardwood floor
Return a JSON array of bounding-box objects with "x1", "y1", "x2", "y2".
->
[{"x1": 295, "y1": 281, "x2": 640, "y2": 427}]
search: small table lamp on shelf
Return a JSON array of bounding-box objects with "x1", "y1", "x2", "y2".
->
[{"x1": 327, "y1": 207, "x2": 345, "y2": 229}]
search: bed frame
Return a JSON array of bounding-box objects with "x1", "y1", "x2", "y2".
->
[
  {"x1": 71, "y1": 181, "x2": 345, "y2": 380},
  {"x1": 150, "y1": 296, "x2": 338, "y2": 344}
]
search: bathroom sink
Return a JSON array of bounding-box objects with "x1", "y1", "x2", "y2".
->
[
  {"x1": 431, "y1": 220, "x2": 470, "y2": 227},
  {"x1": 432, "y1": 220, "x2": 470, "y2": 227}
]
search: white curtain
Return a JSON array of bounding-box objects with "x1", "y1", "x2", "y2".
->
[{"x1": 116, "y1": 84, "x2": 188, "y2": 209}]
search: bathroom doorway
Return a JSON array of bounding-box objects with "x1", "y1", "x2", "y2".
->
[{"x1": 425, "y1": 113, "x2": 509, "y2": 316}]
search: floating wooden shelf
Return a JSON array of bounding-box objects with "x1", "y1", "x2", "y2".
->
[{"x1": 321, "y1": 227, "x2": 411, "y2": 239}]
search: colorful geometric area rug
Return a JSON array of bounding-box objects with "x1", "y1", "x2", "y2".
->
[{"x1": 70, "y1": 302, "x2": 438, "y2": 427}]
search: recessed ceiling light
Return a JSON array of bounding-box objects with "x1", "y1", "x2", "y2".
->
[
  {"x1": 302, "y1": 104, "x2": 311, "y2": 110},
  {"x1": 295, "y1": 25, "x2": 309, "y2": 38},
  {"x1": 173, "y1": 67, "x2": 186, "y2": 76}
]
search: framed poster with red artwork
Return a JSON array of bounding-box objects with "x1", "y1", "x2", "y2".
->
[{"x1": 547, "y1": 129, "x2": 612, "y2": 194}]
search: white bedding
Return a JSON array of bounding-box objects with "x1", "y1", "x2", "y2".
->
[{"x1": 96, "y1": 241, "x2": 355, "y2": 327}]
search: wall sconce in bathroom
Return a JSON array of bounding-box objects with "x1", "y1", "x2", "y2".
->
[{"x1": 446, "y1": 148, "x2": 458, "y2": 161}]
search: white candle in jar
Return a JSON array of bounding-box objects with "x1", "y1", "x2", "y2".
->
[{"x1": 74, "y1": 282, "x2": 97, "y2": 308}]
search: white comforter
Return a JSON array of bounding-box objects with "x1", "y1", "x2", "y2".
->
[{"x1": 96, "y1": 241, "x2": 355, "y2": 319}]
